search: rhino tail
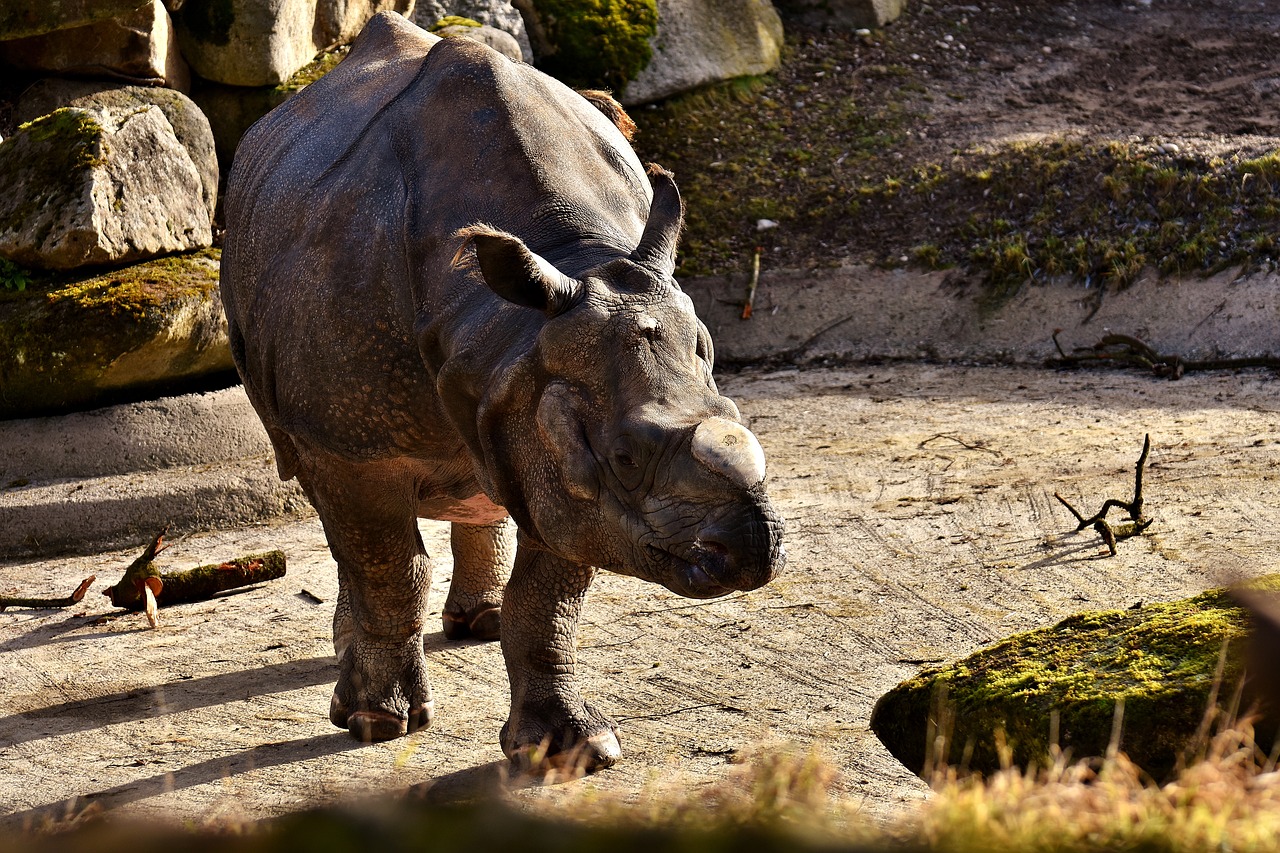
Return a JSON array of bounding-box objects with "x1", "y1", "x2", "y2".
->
[{"x1": 577, "y1": 89, "x2": 637, "y2": 142}]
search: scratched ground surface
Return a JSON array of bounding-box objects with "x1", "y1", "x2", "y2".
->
[{"x1": 2, "y1": 363, "x2": 1278, "y2": 830}]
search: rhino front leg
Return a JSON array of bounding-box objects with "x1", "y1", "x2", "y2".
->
[
  {"x1": 499, "y1": 539, "x2": 620, "y2": 771},
  {"x1": 442, "y1": 518, "x2": 514, "y2": 641},
  {"x1": 299, "y1": 454, "x2": 435, "y2": 743}
]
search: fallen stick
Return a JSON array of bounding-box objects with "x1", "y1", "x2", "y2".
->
[
  {"x1": 1055, "y1": 434, "x2": 1153, "y2": 556},
  {"x1": 103, "y1": 529, "x2": 286, "y2": 626},
  {"x1": 1049, "y1": 330, "x2": 1280, "y2": 379},
  {"x1": 0, "y1": 576, "x2": 96, "y2": 612}
]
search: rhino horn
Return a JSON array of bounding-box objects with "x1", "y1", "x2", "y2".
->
[
  {"x1": 691, "y1": 417, "x2": 766, "y2": 489},
  {"x1": 629, "y1": 165, "x2": 684, "y2": 279},
  {"x1": 457, "y1": 226, "x2": 583, "y2": 315}
]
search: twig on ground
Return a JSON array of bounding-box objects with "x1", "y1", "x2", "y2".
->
[
  {"x1": 1055, "y1": 434, "x2": 1153, "y2": 556},
  {"x1": 1049, "y1": 330, "x2": 1280, "y2": 379},
  {"x1": 0, "y1": 576, "x2": 96, "y2": 612},
  {"x1": 741, "y1": 246, "x2": 761, "y2": 320}
]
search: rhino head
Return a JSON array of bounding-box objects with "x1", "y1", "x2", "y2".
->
[{"x1": 455, "y1": 167, "x2": 785, "y2": 599}]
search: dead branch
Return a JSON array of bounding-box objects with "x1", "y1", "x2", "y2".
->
[
  {"x1": 1055, "y1": 434, "x2": 1154, "y2": 556},
  {"x1": 1049, "y1": 330, "x2": 1280, "y2": 379},
  {"x1": 103, "y1": 529, "x2": 286, "y2": 627},
  {"x1": 0, "y1": 575, "x2": 96, "y2": 612}
]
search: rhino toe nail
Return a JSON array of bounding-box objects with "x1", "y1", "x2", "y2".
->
[
  {"x1": 469, "y1": 606, "x2": 502, "y2": 641},
  {"x1": 348, "y1": 709, "x2": 410, "y2": 742},
  {"x1": 329, "y1": 693, "x2": 350, "y2": 729},
  {"x1": 442, "y1": 607, "x2": 502, "y2": 641},
  {"x1": 408, "y1": 700, "x2": 436, "y2": 732}
]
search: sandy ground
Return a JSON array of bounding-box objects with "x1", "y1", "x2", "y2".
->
[{"x1": 3, "y1": 361, "x2": 1278, "y2": 829}]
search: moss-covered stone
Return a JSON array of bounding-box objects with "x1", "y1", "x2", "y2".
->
[
  {"x1": 0, "y1": 109, "x2": 105, "y2": 248},
  {"x1": 871, "y1": 577, "x2": 1280, "y2": 781},
  {"x1": 0, "y1": 0, "x2": 151, "y2": 41},
  {"x1": 0, "y1": 249, "x2": 234, "y2": 419},
  {"x1": 532, "y1": 0, "x2": 657, "y2": 93},
  {"x1": 430, "y1": 16, "x2": 482, "y2": 31}
]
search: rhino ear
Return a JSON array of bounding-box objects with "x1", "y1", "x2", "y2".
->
[
  {"x1": 457, "y1": 227, "x2": 583, "y2": 315},
  {"x1": 629, "y1": 164, "x2": 684, "y2": 279}
]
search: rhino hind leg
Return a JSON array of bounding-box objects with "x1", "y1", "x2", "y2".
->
[
  {"x1": 296, "y1": 451, "x2": 436, "y2": 742},
  {"x1": 441, "y1": 518, "x2": 514, "y2": 641}
]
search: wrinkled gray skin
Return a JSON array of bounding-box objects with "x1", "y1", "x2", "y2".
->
[{"x1": 221, "y1": 12, "x2": 785, "y2": 770}]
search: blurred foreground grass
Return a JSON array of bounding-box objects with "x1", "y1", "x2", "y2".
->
[{"x1": 10, "y1": 722, "x2": 1280, "y2": 853}]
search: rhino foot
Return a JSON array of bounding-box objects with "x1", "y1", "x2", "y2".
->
[
  {"x1": 500, "y1": 699, "x2": 621, "y2": 773},
  {"x1": 442, "y1": 603, "x2": 502, "y2": 641},
  {"x1": 330, "y1": 636, "x2": 434, "y2": 742}
]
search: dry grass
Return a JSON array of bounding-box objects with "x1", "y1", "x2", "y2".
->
[
  {"x1": 918, "y1": 724, "x2": 1280, "y2": 853},
  {"x1": 537, "y1": 713, "x2": 1280, "y2": 853}
]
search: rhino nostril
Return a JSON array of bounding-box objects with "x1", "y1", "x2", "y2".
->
[{"x1": 690, "y1": 538, "x2": 731, "y2": 579}]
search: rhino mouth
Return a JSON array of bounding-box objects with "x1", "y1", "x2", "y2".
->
[{"x1": 645, "y1": 542, "x2": 734, "y2": 599}]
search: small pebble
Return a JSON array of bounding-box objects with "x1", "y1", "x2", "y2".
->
[
  {"x1": 1158, "y1": 142, "x2": 1181, "y2": 154},
  {"x1": 943, "y1": 34, "x2": 954, "y2": 42},
  {"x1": 1042, "y1": 45, "x2": 1053, "y2": 54},
  {"x1": 756, "y1": 219, "x2": 779, "y2": 231},
  {"x1": 855, "y1": 28, "x2": 872, "y2": 37}
]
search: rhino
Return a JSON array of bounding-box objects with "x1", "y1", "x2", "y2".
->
[{"x1": 221, "y1": 11, "x2": 784, "y2": 771}]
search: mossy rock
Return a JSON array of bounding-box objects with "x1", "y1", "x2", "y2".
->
[
  {"x1": 871, "y1": 577, "x2": 1280, "y2": 781},
  {"x1": 0, "y1": 0, "x2": 150, "y2": 41},
  {"x1": 529, "y1": 0, "x2": 657, "y2": 93},
  {"x1": 0, "y1": 250, "x2": 235, "y2": 419}
]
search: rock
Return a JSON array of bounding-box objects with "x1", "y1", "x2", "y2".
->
[
  {"x1": 0, "y1": 250, "x2": 234, "y2": 419},
  {"x1": 412, "y1": 1, "x2": 532, "y2": 61},
  {"x1": 773, "y1": 0, "x2": 907, "y2": 30},
  {"x1": 172, "y1": 0, "x2": 410, "y2": 87},
  {"x1": 435, "y1": 22, "x2": 523, "y2": 62},
  {"x1": 513, "y1": 0, "x2": 658, "y2": 92},
  {"x1": 622, "y1": 0, "x2": 784, "y2": 105},
  {"x1": 870, "y1": 580, "x2": 1280, "y2": 781},
  {"x1": 0, "y1": 107, "x2": 212, "y2": 271},
  {"x1": 0, "y1": 0, "x2": 151, "y2": 41},
  {"x1": 14, "y1": 80, "x2": 218, "y2": 219},
  {"x1": 0, "y1": 0, "x2": 190, "y2": 91}
]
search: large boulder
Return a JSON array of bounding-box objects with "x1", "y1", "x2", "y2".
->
[
  {"x1": 774, "y1": 0, "x2": 907, "y2": 29},
  {"x1": 0, "y1": 0, "x2": 190, "y2": 91},
  {"x1": 622, "y1": 0, "x2": 784, "y2": 104},
  {"x1": 0, "y1": 0, "x2": 151, "y2": 42},
  {"x1": 870, "y1": 580, "x2": 1279, "y2": 781},
  {"x1": 0, "y1": 107, "x2": 212, "y2": 271},
  {"x1": 412, "y1": 1, "x2": 532, "y2": 60},
  {"x1": 0, "y1": 250, "x2": 234, "y2": 419},
  {"x1": 172, "y1": 0, "x2": 411, "y2": 86},
  {"x1": 433, "y1": 20, "x2": 524, "y2": 62},
  {"x1": 14, "y1": 80, "x2": 218, "y2": 218}
]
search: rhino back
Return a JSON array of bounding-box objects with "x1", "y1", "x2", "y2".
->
[{"x1": 222, "y1": 12, "x2": 650, "y2": 464}]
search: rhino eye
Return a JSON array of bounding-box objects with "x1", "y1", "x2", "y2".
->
[{"x1": 615, "y1": 450, "x2": 638, "y2": 468}]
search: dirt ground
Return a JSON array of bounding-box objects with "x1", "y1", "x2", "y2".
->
[
  {"x1": 3, "y1": 0, "x2": 1280, "y2": 834},
  {"x1": 3, "y1": 363, "x2": 1278, "y2": 829}
]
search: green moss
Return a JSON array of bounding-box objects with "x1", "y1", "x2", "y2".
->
[
  {"x1": 0, "y1": 108, "x2": 107, "y2": 242},
  {"x1": 431, "y1": 16, "x2": 482, "y2": 31},
  {"x1": 852, "y1": 138, "x2": 1280, "y2": 307},
  {"x1": 0, "y1": 249, "x2": 223, "y2": 418},
  {"x1": 534, "y1": 0, "x2": 657, "y2": 93},
  {"x1": 45, "y1": 248, "x2": 220, "y2": 318},
  {"x1": 275, "y1": 45, "x2": 349, "y2": 95},
  {"x1": 871, "y1": 576, "x2": 1280, "y2": 781}
]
